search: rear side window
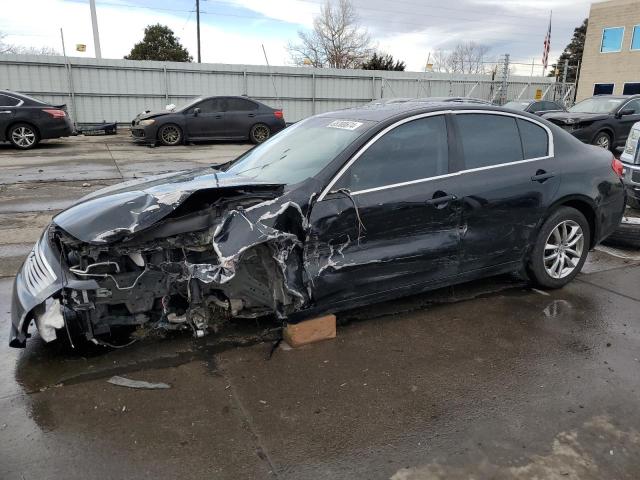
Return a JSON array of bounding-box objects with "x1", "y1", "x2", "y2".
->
[
  {"x1": 226, "y1": 98, "x2": 258, "y2": 111},
  {"x1": 334, "y1": 115, "x2": 448, "y2": 192},
  {"x1": 0, "y1": 94, "x2": 20, "y2": 106},
  {"x1": 517, "y1": 119, "x2": 549, "y2": 159},
  {"x1": 456, "y1": 114, "x2": 523, "y2": 169}
]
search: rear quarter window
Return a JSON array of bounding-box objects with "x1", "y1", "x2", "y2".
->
[{"x1": 517, "y1": 119, "x2": 549, "y2": 159}]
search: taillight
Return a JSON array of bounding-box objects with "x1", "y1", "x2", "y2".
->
[
  {"x1": 43, "y1": 108, "x2": 66, "y2": 119},
  {"x1": 612, "y1": 157, "x2": 624, "y2": 178},
  {"x1": 274, "y1": 110, "x2": 283, "y2": 119}
]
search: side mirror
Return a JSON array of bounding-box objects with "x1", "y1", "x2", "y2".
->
[
  {"x1": 617, "y1": 108, "x2": 635, "y2": 118},
  {"x1": 193, "y1": 107, "x2": 201, "y2": 117}
]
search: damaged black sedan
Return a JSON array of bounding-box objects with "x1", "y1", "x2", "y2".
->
[{"x1": 10, "y1": 102, "x2": 626, "y2": 348}]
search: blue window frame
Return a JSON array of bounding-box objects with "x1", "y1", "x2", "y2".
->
[
  {"x1": 601, "y1": 27, "x2": 624, "y2": 53},
  {"x1": 632, "y1": 25, "x2": 640, "y2": 51}
]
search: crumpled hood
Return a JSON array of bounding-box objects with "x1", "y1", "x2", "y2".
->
[
  {"x1": 53, "y1": 168, "x2": 284, "y2": 244},
  {"x1": 133, "y1": 110, "x2": 173, "y2": 123},
  {"x1": 543, "y1": 112, "x2": 610, "y2": 123}
]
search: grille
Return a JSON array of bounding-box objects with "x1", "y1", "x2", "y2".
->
[
  {"x1": 23, "y1": 239, "x2": 57, "y2": 296},
  {"x1": 632, "y1": 170, "x2": 640, "y2": 183}
]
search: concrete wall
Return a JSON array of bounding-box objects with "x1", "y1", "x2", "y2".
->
[
  {"x1": 0, "y1": 54, "x2": 560, "y2": 125},
  {"x1": 577, "y1": 0, "x2": 640, "y2": 100}
]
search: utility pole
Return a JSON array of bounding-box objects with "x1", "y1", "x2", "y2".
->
[
  {"x1": 499, "y1": 54, "x2": 510, "y2": 105},
  {"x1": 196, "y1": 0, "x2": 201, "y2": 63},
  {"x1": 89, "y1": 0, "x2": 102, "y2": 59}
]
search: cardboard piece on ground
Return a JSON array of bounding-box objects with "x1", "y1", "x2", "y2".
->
[{"x1": 284, "y1": 314, "x2": 336, "y2": 347}]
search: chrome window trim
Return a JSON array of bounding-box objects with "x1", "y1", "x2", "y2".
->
[
  {"x1": 0, "y1": 94, "x2": 23, "y2": 107},
  {"x1": 318, "y1": 109, "x2": 554, "y2": 201},
  {"x1": 619, "y1": 96, "x2": 640, "y2": 113},
  {"x1": 600, "y1": 26, "x2": 625, "y2": 53}
]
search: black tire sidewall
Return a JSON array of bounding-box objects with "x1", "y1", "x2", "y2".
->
[
  {"x1": 527, "y1": 207, "x2": 591, "y2": 289},
  {"x1": 158, "y1": 124, "x2": 182, "y2": 146},
  {"x1": 9, "y1": 123, "x2": 39, "y2": 150},
  {"x1": 250, "y1": 123, "x2": 270, "y2": 144}
]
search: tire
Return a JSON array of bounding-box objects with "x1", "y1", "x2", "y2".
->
[
  {"x1": 527, "y1": 207, "x2": 591, "y2": 289},
  {"x1": 592, "y1": 131, "x2": 612, "y2": 151},
  {"x1": 158, "y1": 124, "x2": 183, "y2": 146},
  {"x1": 250, "y1": 123, "x2": 271, "y2": 144},
  {"x1": 8, "y1": 123, "x2": 39, "y2": 150}
]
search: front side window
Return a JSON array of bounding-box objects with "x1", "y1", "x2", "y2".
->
[
  {"x1": 225, "y1": 116, "x2": 374, "y2": 185},
  {"x1": 623, "y1": 83, "x2": 640, "y2": 95},
  {"x1": 456, "y1": 114, "x2": 523, "y2": 169},
  {"x1": 632, "y1": 25, "x2": 640, "y2": 50},
  {"x1": 333, "y1": 115, "x2": 449, "y2": 192},
  {"x1": 195, "y1": 98, "x2": 226, "y2": 113},
  {"x1": 601, "y1": 27, "x2": 624, "y2": 53},
  {"x1": 622, "y1": 99, "x2": 640, "y2": 114}
]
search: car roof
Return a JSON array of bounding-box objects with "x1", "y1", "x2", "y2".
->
[{"x1": 317, "y1": 101, "x2": 541, "y2": 123}]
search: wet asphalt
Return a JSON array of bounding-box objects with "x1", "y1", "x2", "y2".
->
[{"x1": 2, "y1": 134, "x2": 640, "y2": 479}]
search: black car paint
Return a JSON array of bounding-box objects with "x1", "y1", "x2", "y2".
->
[
  {"x1": 0, "y1": 90, "x2": 73, "y2": 145},
  {"x1": 545, "y1": 95, "x2": 640, "y2": 148},
  {"x1": 130, "y1": 96, "x2": 285, "y2": 145},
  {"x1": 10, "y1": 103, "x2": 625, "y2": 348}
]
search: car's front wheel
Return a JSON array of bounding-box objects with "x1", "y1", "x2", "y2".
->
[
  {"x1": 592, "y1": 131, "x2": 612, "y2": 151},
  {"x1": 158, "y1": 124, "x2": 183, "y2": 146},
  {"x1": 9, "y1": 123, "x2": 39, "y2": 150},
  {"x1": 527, "y1": 207, "x2": 590, "y2": 288},
  {"x1": 250, "y1": 123, "x2": 271, "y2": 144}
]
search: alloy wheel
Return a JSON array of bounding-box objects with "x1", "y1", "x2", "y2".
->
[
  {"x1": 161, "y1": 125, "x2": 181, "y2": 145},
  {"x1": 12, "y1": 126, "x2": 36, "y2": 148},
  {"x1": 595, "y1": 134, "x2": 610, "y2": 150},
  {"x1": 253, "y1": 125, "x2": 270, "y2": 143},
  {"x1": 543, "y1": 220, "x2": 584, "y2": 279}
]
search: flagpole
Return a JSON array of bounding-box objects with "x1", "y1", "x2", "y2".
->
[{"x1": 543, "y1": 10, "x2": 552, "y2": 77}]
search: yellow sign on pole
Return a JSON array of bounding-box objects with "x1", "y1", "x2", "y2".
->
[
  {"x1": 535, "y1": 88, "x2": 543, "y2": 100},
  {"x1": 76, "y1": 44, "x2": 86, "y2": 52}
]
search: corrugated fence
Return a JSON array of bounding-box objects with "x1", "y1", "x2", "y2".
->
[{"x1": 0, "y1": 54, "x2": 569, "y2": 125}]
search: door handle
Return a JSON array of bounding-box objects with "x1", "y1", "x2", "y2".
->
[
  {"x1": 531, "y1": 170, "x2": 555, "y2": 183},
  {"x1": 426, "y1": 193, "x2": 457, "y2": 207},
  {"x1": 0, "y1": 110, "x2": 11, "y2": 114},
  {"x1": 214, "y1": 115, "x2": 222, "y2": 119},
  {"x1": 248, "y1": 113, "x2": 256, "y2": 117}
]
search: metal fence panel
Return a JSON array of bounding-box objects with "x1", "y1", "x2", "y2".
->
[{"x1": 0, "y1": 54, "x2": 568, "y2": 125}]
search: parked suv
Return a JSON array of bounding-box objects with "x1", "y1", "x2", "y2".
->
[
  {"x1": 0, "y1": 90, "x2": 73, "y2": 149},
  {"x1": 544, "y1": 95, "x2": 640, "y2": 151},
  {"x1": 131, "y1": 95, "x2": 285, "y2": 146}
]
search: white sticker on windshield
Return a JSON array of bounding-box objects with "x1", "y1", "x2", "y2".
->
[{"x1": 327, "y1": 120, "x2": 363, "y2": 131}]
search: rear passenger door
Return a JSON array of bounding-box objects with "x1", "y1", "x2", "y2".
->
[
  {"x1": 451, "y1": 112, "x2": 560, "y2": 272},
  {"x1": 224, "y1": 98, "x2": 259, "y2": 138},
  {"x1": 307, "y1": 114, "x2": 462, "y2": 305}
]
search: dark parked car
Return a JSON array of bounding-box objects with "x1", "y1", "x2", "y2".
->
[
  {"x1": 10, "y1": 101, "x2": 625, "y2": 348},
  {"x1": 503, "y1": 99, "x2": 565, "y2": 116},
  {"x1": 0, "y1": 89, "x2": 73, "y2": 149},
  {"x1": 131, "y1": 95, "x2": 285, "y2": 146},
  {"x1": 544, "y1": 95, "x2": 640, "y2": 151}
]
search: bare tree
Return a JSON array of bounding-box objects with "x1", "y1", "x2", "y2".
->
[
  {"x1": 0, "y1": 32, "x2": 60, "y2": 56},
  {"x1": 288, "y1": 0, "x2": 372, "y2": 68},
  {"x1": 431, "y1": 42, "x2": 489, "y2": 74}
]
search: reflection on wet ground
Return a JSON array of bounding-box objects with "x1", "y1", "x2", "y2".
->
[{"x1": 2, "y1": 254, "x2": 640, "y2": 479}]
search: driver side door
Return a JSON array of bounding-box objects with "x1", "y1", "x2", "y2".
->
[
  {"x1": 185, "y1": 97, "x2": 227, "y2": 138},
  {"x1": 305, "y1": 114, "x2": 462, "y2": 306}
]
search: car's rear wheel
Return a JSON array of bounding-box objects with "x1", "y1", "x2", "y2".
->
[
  {"x1": 158, "y1": 124, "x2": 182, "y2": 146},
  {"x1": 592, "y1": 131, "x2": 612, "y2": 151},
  {"x1": 250, "y1": 123, "x2": 271, "y2": 144},
  {"x1": 9, "y1": 123, "x2": 39, "y2": 149},
  {"x1": 527, "y1": 207, "x2": 590, "y2": 288}
]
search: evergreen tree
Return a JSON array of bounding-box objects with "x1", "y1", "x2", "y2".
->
[
  {"x1": 361, "y1": 52, "x2": 406, "y2": 71},
  {"x1": 125, "y1": 24, "x2": 192, "y2": 62},
  {"x1": 548, "y1": 19, "x2": 587, "y2": 82}
]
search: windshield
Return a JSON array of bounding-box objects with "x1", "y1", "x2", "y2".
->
[
  {"x1": 569, "y1": 97, "x2": 624, "y2": 114},
  {"x1": 224, "y1": 117, "x2": 375, "y2": 185},
  {"x1": 176, "y1": 97, "x2": 203, "y2": 112},
  {"x1": 504, "y1": 101, "x2": 529, "y2": 111}
]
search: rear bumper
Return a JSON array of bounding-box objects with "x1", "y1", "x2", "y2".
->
[{"x1": 40, "y1": 117, "x2": 74, "y2": 139}]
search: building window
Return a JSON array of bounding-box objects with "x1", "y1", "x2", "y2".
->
[
  {"x1": 624, "y1": 83, "x2": 640, "y2": 95},
  {"x1": 594, "y1": 83, "x2": 615, "y2": 95},
  {"x1": 632, "y1": 25, "x2": 640, "y2": 50},
  {"x1": 601, "y1": 27, "x2": 624, "y2": 53}
]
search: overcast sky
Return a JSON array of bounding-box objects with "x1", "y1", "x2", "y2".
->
[{"x1": 1, "y1": 0, "x2": 599, "y2": 76}]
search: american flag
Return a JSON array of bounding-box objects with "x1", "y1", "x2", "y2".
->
[{"x1": 542, "y1": 14, "x2": 552, "y2": 70}]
